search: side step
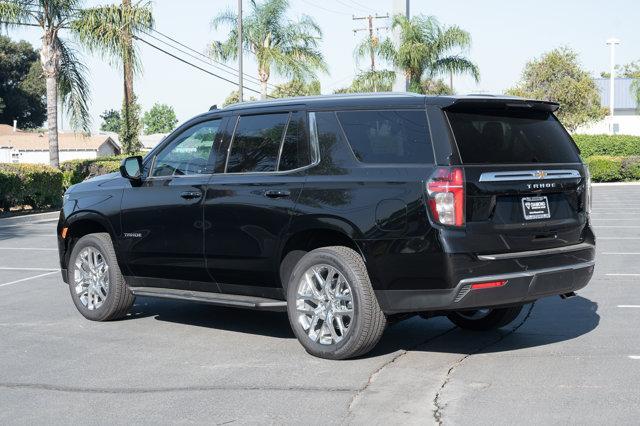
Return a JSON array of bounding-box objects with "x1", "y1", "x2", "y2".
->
[{"x1": 130, "y1": 287, "x2": 287, "y2": 312}]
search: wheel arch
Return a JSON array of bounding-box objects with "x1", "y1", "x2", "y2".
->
[
  {"x1": 278, "y1": 217, "x2": 368, "y2": 293},
  {"x1": 62, "y1": 211, "x2": 119, "y2": 271}
]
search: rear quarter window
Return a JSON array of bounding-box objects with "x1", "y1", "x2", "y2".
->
[
  {"x1": 337, "y1": 110, "x2": 434, "y2": 164},
  {"x1": 446, "y1": 109, "x2": 580, "y2": 164}
]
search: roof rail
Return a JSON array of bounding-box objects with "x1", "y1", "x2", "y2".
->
[{"x1": 209, "y1": 104, "x2": 218, "y2": 111}]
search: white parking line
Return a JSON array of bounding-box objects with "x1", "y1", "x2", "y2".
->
[
  {"x1": 629, "y1": 356, "x2": 640, "y2": 360},
  {"x1": 0, "y1": 247, "x2": 57, "y2": 251},
  {"x1": 606, "y1": 274, "x2": 640, "y2": 277},
  {"x1": 0, "y1": 270, "x2": 59, "y2": 288},
  {"x1": 0, "y1": 267, "x2": 59, "y2": 271},
  {"x1": 591, "y1": 226, "x2": 640, "y2": 228},
  {"x1": 0, "y1": 233, "x2": 56, "y2": 237},
  {"x1": 598, "y1": 237, "x2": 640, "y2": 240},
  {"x1": 603, "y1": 253, "x2": 640, "y2": 255},
  {"x1": 618, "y1": 305, "x2": 640, "y2": 308}
]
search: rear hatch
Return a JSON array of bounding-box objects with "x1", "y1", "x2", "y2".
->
[{"x1": 444, "y1": 100, "x2": 589, "y2": 254}]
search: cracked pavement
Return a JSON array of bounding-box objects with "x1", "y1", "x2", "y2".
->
[{"x1": 1, "y1": 185, "x2": 640, "y2": 424}]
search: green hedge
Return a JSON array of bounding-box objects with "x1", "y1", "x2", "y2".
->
[
  {"x1": 573, "y1": 134, "x2": 640, "y2": 157},
  {"x1": 586, "y1": 155, "x2": 640, "y2": 182},
  {"x1": 0, "y1": 164, "x2": 64, "y2": 210},
  {"x1": 60, "y1": 154, "x2": 127, "y2": 188}
]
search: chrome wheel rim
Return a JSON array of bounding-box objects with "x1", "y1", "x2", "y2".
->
[
  {"x1": 296, "y1": 264, "x2": 354, "y2": 345},
  {"x1": 457, "y1": 309, "x2": 492, "y2": 321},
  {"x1": 73, "y1": 247, "x2": 109, "y2": 310}
]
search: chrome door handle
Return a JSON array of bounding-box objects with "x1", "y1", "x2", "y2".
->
[{"x1": 180, "y1": 191, "x2": 202, "y2": 200}]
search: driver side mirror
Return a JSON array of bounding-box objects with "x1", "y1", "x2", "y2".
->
[{"x1": 120, "y1": 156, "x2": 143, "y2": 184}]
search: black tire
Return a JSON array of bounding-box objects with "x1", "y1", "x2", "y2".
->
[
  {"x1": 68, "y1": 232, "x2": 134, "y2": 321},
  {"x1": 286, "y1": 246, "x2": 387, "y2": 360},
  {"x1": 447, "y1": 305, "x2": 524, "y2": 331}
]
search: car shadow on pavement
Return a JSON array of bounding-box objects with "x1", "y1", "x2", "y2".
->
[
  {"x1": 369, "y1": 295, "x2": 600, "y2": 358},
  {"x1": 127, "y1": 294, "x2": 599, "y2": 357}
]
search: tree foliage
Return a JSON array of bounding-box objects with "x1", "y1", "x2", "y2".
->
[
  {"x1": 600, "y1": 60, "x2": 640, "y2": 79},
  {"x1": 99, "y1": 109, "x2": 121, "y2": 132},
  {"x1": 0, "y1": 36, "x2": 46, "y2": 128},
  {"x1": 221, "y1": 90, "x2": 257, "y2": 107},
  {"x1": 210, "y1": 0, "x2": 327, "y2": 99},
  {"x1": 507, "y1": 47, "x2": 606, "y2": 132},
  {"x1": 419, "y1": 78, "x2": 453, "y2": 95},
  {"x1": 334, "y1": 70, "x2": 396, "y2": 94},
  {"x1": 142, "y1": 103, "x2": 178, "y2": 134},
  {"x1": 270, "y1": 79, "x2": 320, "y2": 98},
  {"x1": 379, "y1": 14, "x2": 479, "y2": 92}
]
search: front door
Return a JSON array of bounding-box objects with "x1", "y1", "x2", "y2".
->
[{"x1": 120, "y1": 118, "x2": 224, "y2": 290}]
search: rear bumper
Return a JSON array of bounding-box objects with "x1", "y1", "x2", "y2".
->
[{"x1": 376, "y1": 259, "x2": 595, "y2": 314}]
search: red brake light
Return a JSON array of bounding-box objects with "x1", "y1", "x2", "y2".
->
[
  {"x1": 426, "y1": 167, "x2": 465, "y2": 227},
  {"x1": 471, "y1": 280, "x2": 508, "y2": 290}
]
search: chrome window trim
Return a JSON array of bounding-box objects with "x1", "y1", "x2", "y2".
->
[
  {"x1": 477, "y1": 242, "x2": 593, "y2": 261},
  {"x1": 478, "y1": 169, "x2": 581, "y2": 182}
]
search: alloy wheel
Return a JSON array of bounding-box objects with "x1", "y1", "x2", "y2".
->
[
  {"x1": 73, "y1": 247, "x2": 109, "y2": 310},
  {"x1": 296, "y1": 264, "x2": 354, "y2": 345}
]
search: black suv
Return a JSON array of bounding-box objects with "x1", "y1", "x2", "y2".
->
[{"x1": 57, "y1": 94, "x2": 595, "y2": 359}]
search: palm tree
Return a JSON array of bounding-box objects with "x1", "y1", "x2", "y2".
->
[
  {"x1": 0, "y1": 1, "x2": 153, "y2": 165},
  {"x1": 210, "y1": 0, "x2": 327, "y2": 100},
  {"x1": 73, "y1": 1, "x2": 153, "y2": 154},
  {"x1": 353, "y1": 31, "x2": 396, "y2": 92},
  {"x1": 379, "y1": 14, "x2": 479, "y2": 93}
]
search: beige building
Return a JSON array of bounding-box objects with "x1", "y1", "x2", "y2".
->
[{"x1": 0, "y1": 125, "x2": 120, "y2": 164}]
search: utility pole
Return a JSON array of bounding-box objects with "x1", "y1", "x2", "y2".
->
[
  {"x1": 237, "y1": 0, "x2": 243, "y2": 102},
  {"x1": 606, "y1": 38, "x2": 620, "y2": 132},
  {"x1": 353, "y1": 14, "x2": 389, "y2": 92},
  {"x1": 352, "y1": 14, "x2": 389, "y2": 72}
]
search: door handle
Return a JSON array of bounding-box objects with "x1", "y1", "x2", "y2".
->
[
  {"x1": 264, "y1": 189, "x2": 290, "y2": 199},
  {"x1": 180, "y1": 191, "x2": 202, "y2": 200}
]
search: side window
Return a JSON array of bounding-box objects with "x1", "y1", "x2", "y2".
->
[
  {"x1": 278, "y1": 111, "x2": 311, "y2": 171},
  {"x1": 151, "y1": 119, "x2": 221, "y2": 177},
  {"x1": 337, "y1": 110, "x2": 434, "y2": 164},
  {"x1": 226, "y1": 113, "x2": 290, "y2": 173}
]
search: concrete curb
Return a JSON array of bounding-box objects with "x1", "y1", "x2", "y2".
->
[
  {"x1": 593, "y1": 182, "x2": 640, "y2": 187},
  {"x1": 0, "y1": 211, "x2": 59, "y2": 224}
]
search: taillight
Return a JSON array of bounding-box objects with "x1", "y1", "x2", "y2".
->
[
  {"x1": 471, "y1": 280, "x2": 507, "y2": 290},
  {"x1": 426, "y1": 167, "x2": 465, "y2": 227}
]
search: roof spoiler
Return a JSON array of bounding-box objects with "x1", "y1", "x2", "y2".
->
[{"x1": 443, "y1": 98, "x2": 559, "y2": 113}]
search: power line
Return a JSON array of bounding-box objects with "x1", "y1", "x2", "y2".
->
[
  {"x1": 139, "y1": 28, "x2": 262, "y2": 92},
  {"x1": 299, "y1": 0, "x2": 351, "y2": 16},
  {"x1": 148, "y1": 27, "x2": 274, "y2": 89},
  {"x1": 134, "y1": 35, "x2": 267, "y2": 97}
]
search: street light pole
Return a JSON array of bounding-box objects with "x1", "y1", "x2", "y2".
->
[
  {"x1": 238, "y1": 0, "x2": 243, "y2": 102},
  {"x1": 606, "y1": 38, "x2": 620, "y2": 125}
]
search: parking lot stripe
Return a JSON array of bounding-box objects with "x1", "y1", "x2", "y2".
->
[
  {"x1": 0, "y1": 247, "x2": 57, "y2": 251},
  {"x1": 0, "y1": 271, "x2": 59, "y2": 288},
  {"x1": 603, "y1": 252, "x2": 640, "y2": 255},
  {"x1": 606, "y1": 274, "x2": 640, "y2": 277},
  {"x1": 617, "y1": 305, "x2": 640, "y2": 308},
  {"x1": 0, "y1": 267, "x2": 59, "y2": 271},
  {"x1": 0, "y1": 233, "x2": 56, "y2": 237},
  {"x1": 629, "y1": 356, "x2": 640, "y2": 360},
  {"x1": 597, "y1": 237, "x2": 640, "y2": 240}
]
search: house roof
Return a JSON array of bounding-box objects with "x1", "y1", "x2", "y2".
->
[{"x1": 0, "y1": 130, "x2": 119, "y2": 152}]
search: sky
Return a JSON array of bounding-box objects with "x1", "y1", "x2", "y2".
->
[{"x1": 5, "y1": 0, "x2": 640, "y2": 132}]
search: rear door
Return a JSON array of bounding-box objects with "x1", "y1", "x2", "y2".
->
[
  {"x1": 444, "y1": 104, "x2": 589, "y2": 253},
  {"x1": 202, "y1": 111, "x2": 312, "y2": 297}
]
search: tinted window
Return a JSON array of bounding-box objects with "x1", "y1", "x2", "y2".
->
[
  {"x1": 446, "y1": 109, "x2": 580, "y2": 164},
  {"x1": 279, "y1": 112, "x2": 311, "y2": 171},
  {"x1": 337, "y1": 110, "x2": 433, "y2": 164},
  {"x1": 227, "y1": 113, "x2": 289, "y2": 173},
  {"x1": 151, "y1": 119, "x2": 221, "y2": 177}
]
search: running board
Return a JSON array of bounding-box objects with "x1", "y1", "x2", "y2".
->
[{"x1": 129, "y1": 287, "x2": 287, "y2": 311}]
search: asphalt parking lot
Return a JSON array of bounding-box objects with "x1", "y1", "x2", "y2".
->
[{"x1": 1, "y1": 185, "x2": 639, "y2": 425}]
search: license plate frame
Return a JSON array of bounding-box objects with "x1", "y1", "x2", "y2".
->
[{"x1": 521, "y1": 196, "x2": 551, "y2": 220}]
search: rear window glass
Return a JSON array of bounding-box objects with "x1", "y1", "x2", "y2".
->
[
  {"x1": 446, "y1": 109, "x2": 580, "y2": 164},
  {"x1": 337, "y1": 110, "x2": 433, "y2": 164},
  {"x1": 226, "y1": 113, "x2": 289, "y2": 173}
]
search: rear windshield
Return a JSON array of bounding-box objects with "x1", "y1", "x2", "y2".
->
[
  {"x1": 337, "y1": 110, "x2": 434, "y2": 164},
  {"x1": 446, "y1": 109, "x2": 580, "y2": 164}
]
